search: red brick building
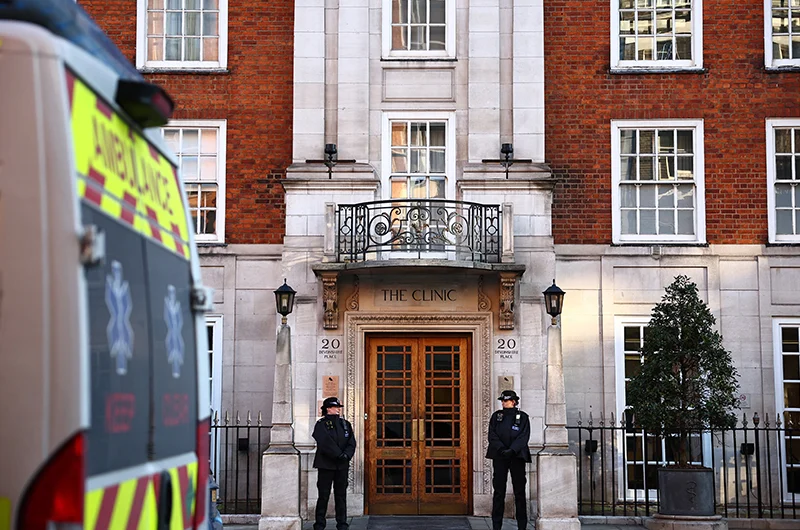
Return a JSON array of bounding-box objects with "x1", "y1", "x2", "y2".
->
[{"x1": 82, "y1": 0, "x2": 293, "y2": 429}]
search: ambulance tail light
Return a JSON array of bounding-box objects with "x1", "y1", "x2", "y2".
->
[
  {"x1": 193, "y1": 418, "x2": 210, "y2": 529},
  {"x1": 115, "y1": 79, "x2": 175, "y2": 129},
  {"x1": 18, "y1": 432, "x2": 85, "y2": 530}
]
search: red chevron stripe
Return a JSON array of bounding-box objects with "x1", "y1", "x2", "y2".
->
[
  {"x1": 84, "y1": 185, "x2": 103, "y2": 206},
  {"x1": 177, "y1": 465, "x2": 191, "y2": 528},
  {"x1": 94, "y1": 484, "x2": 119, "y2": 530},
  {"x1": 150, "y1": 223, "x2": 163, "y2": 242},
  {"x1": 88, "y1": 166, "x2": 106, "y2": 186},
  {"x1": 125, "y1": 476, "x2": 149, "y2": 530}
]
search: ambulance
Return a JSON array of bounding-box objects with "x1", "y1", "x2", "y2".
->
[{"x1": 0, "y1": 1, "x2": 212, "y2": 529}]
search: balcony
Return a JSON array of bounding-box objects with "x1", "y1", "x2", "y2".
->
[{"x1": 335, "y1": 199, "x2": 503, "y2": 263}]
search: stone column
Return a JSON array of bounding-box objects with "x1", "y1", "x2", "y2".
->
[
  {"x1": 259, "y1": 323, "x2": 302, "y2": 530},
  {"x1": 536, "y1": 319, "x2": 581, "y2": 530}
]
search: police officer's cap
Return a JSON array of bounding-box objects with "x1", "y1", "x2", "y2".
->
[
  {"x1": 322, "y1": 396, "x2": 343, "y2": 408},
  {"x1": 498, "y1": 390, "x2": 519, "y2": 402}
]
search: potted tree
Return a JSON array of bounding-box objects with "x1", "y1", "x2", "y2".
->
[{"x1": 627, "y1": 275, "x2": 740, "y2": 518}]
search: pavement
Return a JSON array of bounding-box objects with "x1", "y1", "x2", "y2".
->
[{"x1": 224, "y1": 516, "x2": 645, "y2": 530}]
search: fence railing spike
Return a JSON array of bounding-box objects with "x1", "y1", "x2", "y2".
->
[
  {"x1": 258, "y1": 411, "x2": 263, "y2": 426},
  {"x1": 577, "y1": 411, "x2": 583, "y2": 427},
  {"x1": 776, "y1": 413, "x2": 782, "y2": 428},
  {"x1": 247, "y1": 410, "x2": 252, "y2": 425},
  {"x1": 588, "y1": 411, "x2": 594, "y2": 428},
  {"x1": 225, "y1": 410, "x2": 230, "y2": 425},
  {"x1": 742, "y1": 412, "x2": 748, "y2": 428},
  {"x1": 213, "y1": 410, "x2": 219, "y2": 425},
  {"x1": 236, "y1": 411, "x2": 241, "y2": 425}
]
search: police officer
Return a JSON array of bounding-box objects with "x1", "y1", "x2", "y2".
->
[
  {"x1": 486, "y1": 390, "x2": 531, "y2": 530},
  {"x1": 312, "y1": 397, "x2": 356, "y2": 530}
]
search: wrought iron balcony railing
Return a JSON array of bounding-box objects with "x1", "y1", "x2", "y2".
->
[{"x1": 336, "y1": 199, "x2": 502, "y2": 263}]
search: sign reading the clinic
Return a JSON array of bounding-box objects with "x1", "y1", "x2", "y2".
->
[
  {"x1": 375, "y1": 284, "x2": 459, "y2": 307},
  {"x1": 495, "y1": 336, "x2": 520, "y2": 361},
  {"x1": 318, "y1": 336, "x2": 343, "y2": 362}
]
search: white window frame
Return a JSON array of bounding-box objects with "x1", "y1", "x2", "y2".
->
[
  {"x1": 610, "y1": 0, "x2": 703, "y2": 71},
  {"x1": 773, "y1": 318, "x2": 800, "y2": 499},
  {"x1": 381, "y1": 0, "x2": 456, "y2": 59},
  {"x1": 136, "y1": 0, "x2": 229, "y2": 70},
  {"x1": 615, "y1": 317, "x2": 711, "y2": 501},
  {"x1": 163, "y1": 119, "x2": 227, "y2": 243},
  {"x1": 765, "y1": 0, "x2": 800, "y2": 68},
  {"x1": 767, "y1": 118, "x2": 800, "y2": 243},
  {"x1": 381, "y1": 111, "x2": 457, "y2": 201},
  {"x1": 611, "y1": 119, "x2": 706, "y2": 244},
  {"x1": 206, "y1": 314, "x2": 224, "y2": 476}
]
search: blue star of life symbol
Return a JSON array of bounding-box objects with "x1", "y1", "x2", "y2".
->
[
  {"x1": 105, "y1": 261, "x2": 134, "y2": 375},
  {"x1": 164, "y1": 285, "x2": 185, "y2": 379}
]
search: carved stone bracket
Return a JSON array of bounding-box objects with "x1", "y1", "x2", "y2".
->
[
  {"x1": 499, "y1": 273, "x2": 516, "y2": 330},
  {"x1": 321, "y1": 272, "x2": 339, "y2": 329},
  {"x1": 345, "y1": 275, "x2": 359, "y2": 311}
]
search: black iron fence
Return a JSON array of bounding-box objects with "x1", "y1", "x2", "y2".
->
[
  {"x1": 336, "y1": 199, "x2": 502, "y2": 263},
  {"x1": 210, "y1": 411, "x2": 271, "y2": 514},
  {"x1": 568, "y1": 412, "x2": 800, "y2": 519}
]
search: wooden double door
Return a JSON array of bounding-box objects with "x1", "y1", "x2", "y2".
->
[{"x1": 365, "y1": 335, "x2": 471, "y2": 515}]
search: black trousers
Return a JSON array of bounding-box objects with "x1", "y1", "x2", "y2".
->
[
  {"x1": 314, "y1": 467, "x2": 349, "y2": 530},
  {"x1": 491, "y1": 458, "x2": 527, "y2": 530}
]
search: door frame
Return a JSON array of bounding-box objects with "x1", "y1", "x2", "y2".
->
[
  {"x1": 341, "y1": 312, "x2": 494, "y2": 516},
  {"x1": 364, "y1": 333, "x2": 473, "y2": 514}
]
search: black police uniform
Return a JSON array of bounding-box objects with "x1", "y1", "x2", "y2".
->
[
  {"x1": 312, "y1": 399, "x2": 356, "y2": 530},
  {"x1": 486, "y1": 391, "x2": 532, "y2": 530}
]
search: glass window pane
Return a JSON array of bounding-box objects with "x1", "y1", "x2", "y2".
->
[
  {"x1": 620, "y1": 12, "x2": 635, "y2": 35},
  {"x1": 620, "y1": 0, "x2": 635, "y2": 8},
  {"x1": 166, "y1": 0, "x2": 180, "y2": 8},
  {"x1": 784, "y1": 355, "x2": 800, "y2": 380},
  {"x1": 658, "y1": 130, "x2": 675, "y2": 153},
  {"x1": 658, "y1": 156, "x2": 674, "y2": 179},
  {"x1": 775, "y1": 10, "x2": 790, "y2": 32},
  {"x1": 392, "y1": 123, "x2": 408, "y2": 146},
  {"x1": 640, "y1": 157, "x2": 654, "y2": 180},
  {"x1": 656, "y1": 11, "x2": 672, "y2": 34},
  {"x1": 149, "y1": 0, "x2": 165, "y2": 8},
  {"x1": 165, "y1": 37, "x2": 181, "y2": 60},
  {"x1": 621, "y1": 130, "x2": 636, "y2": 153},
  {"x1": 429, "y1": 123, "x2": 446, "y2": 146},
  {"x1": 640, "y1": 130, "x2": 655, "y2": 153},
  {"x1": 200, "y1": 129, "x2": 217, "y2": 154},
  {"x1": 656, "y1": 38, "x2": 673, "y2": 60},
  {"x1": 203, "y1": 0, "x2": 219, "y2": 8},
  {"x1": 430, "y1": 177, "x2": 446, "y2": 198},
  {"x1": 621, "y1": 37, "x2": 636, "y2": 60},
  {"x1": 777, "y1": 156, "x2": 793, "y2": 179},
  {"x1": 182, "y1": 130, "x2": 200, "y2": 153},
  {"x1": 430, "y1": 26, "x2": 446, "y2": 50},
  {"x1": 410, "y1": 177, "x2": 427, "y2": 198},
  {"x1": 181, "y1": 157, "x2": 199, "y2": 180},
  {"x1": 391, "y1": 148, "x2": 408, "y2": 173},
  {"x1": 792, "y1": 36, "x2": 800, "y2": 59},
  {"x1": 621, "y1": 185, "x2": 637, "y2": 207},
  {"x1": 675, "y1": 9, "x2": 691, "y2": 33},
  {"x1": 774, "y1": 36, "x2": 790, "y2": 59},
  {"x1": 784, "y1": 327, "x2": 800, "y2": 352},
  {"x1": 200, "y1": 185, "x2": 217, "y2": 208},
  {"x1": 185, "y1": 38, "x2": 201, "y2": 60},
  {"x1": 621, "y1": 157, "x2": 636, "y2": 180},
  {"x1": 785, "y1": 382, "x2": 800, "y2": 408},
  {"x1": 677, "y1": 210, "x2": 694, "y2": 235},
  {"x1": 410, "y1": 26, "x2": 426, "y2": 50},
  {"x1": 640, "y1": 210, "x2": 657, "y2": 234},
  {"x1": 148, "y1": 37, "x2": 164, "y2": 61},
  {"x1": 777, "y1": 209, "x2": 793, "y2": 234},
  {"x1": 638, "y1": 37, "x2": 653, "y2": 60},
  {"x1": 624, "y1": 326, "x2": 641, "y2": 350},
  {"x1": 200, "y1": 158, "x2": 217, "y2": 180},
  {"x1": 430, "y1": 149, "x2": 445, "y2": 173},
  {"x1": 163, "y1": 130, "x2": 180, "y2": 151},
  {"x1": 638, "y1": 11, "x2": 653, "y2": 34},
  {"x1": 186, "y1": 0, "x2": 200, "y2": 9},
  {"x1": 658, "y1": 210, "x2": 675, "y2": 235},
  {"x1": 392, "y1": 178, "x2": 408, "y2": 199},
  {"x1": 677, "y1": 157, "x2": 694, "y2": 179},
  {"x1": 393, "y1": 0, "x2": 409, "y2": 24},
  {"x1": 640, "y1": 186, "x2": 656, "y2": 208},
  {"x1": 676, "y1": 130, "x2": 693, "y2": 153},
  {"x1": 166, "y1": 12, "x2": 182, "y2": 35},
  {"x1": 410, "y1": 149, "x2": 426, "y2": 173},
  {"x1": 657, "y1": 185, "x2": 674, "y2": 208},
  {"x1": 676, "y1": 184, "x2": 694, "y2": 208},
  {"x1": 776, "y1": 184, "x2": 793, "y2": 207},
  {"x1": 411, "y1": 123, "x2": 427, "y2": 146},
  {"x1": 392, "y1": 26, "x2": 407, "y2": 50},
  {"x1": 410, "y1": 0, "x2": 426, "y2": 23},
  {"x1": 203, "y1": 38, "x2": 219, "y2": 61},
  {"x1": 622, "y1": 210, "x2": 637, "y2": 234},
  {"x1": 675, "y1": 36, "x2": 692, "y2": 60},
  {"x1": 203, "y1": 12, "x2": 218, "y2": 36},
  {"x1": 776, "y1": 129, "x2": 792, "y2": 153},
  {"x1": 430, "y1": 0, "x2": 445, "y2": 24},
  {"x1": 148, "y1": 12, "x2": 164, "y2": 35}
]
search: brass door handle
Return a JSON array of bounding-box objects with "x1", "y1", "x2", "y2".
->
[{"x1": 411, "y1": 418, "x2": 418, "y2": 442}]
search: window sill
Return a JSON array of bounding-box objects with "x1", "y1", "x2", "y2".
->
[
  {"x1": 611, "y1": 242, "x2": 709, "y2": 247},
  {"x1": 609, "y1": 67, "x2": 707, "y2": 75},
  {"x1": 766, "y1": 242, "x2": 800, "y2": 247},
  {"x1": 381, "y1": 57, "x2": 458, "y2": 63},
  {"x1": 197, "y1": 242, "x2": 228, "y2": 247},
  {"x1": 765, "y1": 66, "x2": 800, "y2": 73},
  {"x1": 139, "y1": 67, "x2": 231, "y2": 75}
]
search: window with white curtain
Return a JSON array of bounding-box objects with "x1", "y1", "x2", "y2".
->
[{"x1": 382, "y1": 0, "x2": 455, "y2": 58}]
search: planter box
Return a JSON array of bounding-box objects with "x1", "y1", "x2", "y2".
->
[{"x1": 657, "y1": 468, "x2": 715, "y2": 516}]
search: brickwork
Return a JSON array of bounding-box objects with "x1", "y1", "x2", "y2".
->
[
  {"x1": 80, "y1": 0, "x2": 293, "y2": 244},
  {"x1": 545, "y1": 0, "x2": 800, "y2": 245}
]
